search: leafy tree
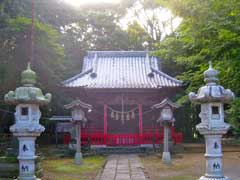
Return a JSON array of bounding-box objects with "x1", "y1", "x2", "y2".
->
[
  {"x1": 127, "y1": 0, "x2": 179, "y2": 49},
  {"x1": 0, "y1": 1, "x2": 67, "y2": 130},
  {"x1": 0, "y1": 0, "x2": 80, "y2": 29},
  {"x1": 156, "y1": 0, "x2": 240, "y2": 136},
  {"x1": 127, "y1": 21, "x2": 150, "y2": 50},
  {"x1": 62, "y1": 10, "x2": 130, "y2": 77}
]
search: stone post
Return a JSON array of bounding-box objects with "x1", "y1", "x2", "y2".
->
[
  {"x1": 163, "y1": 121, "x2": 170, "y2": 162},
  {"x1": 189, "y1": 62, "x2": 234, "y2": 180},
  {"x1": 74, "y1": 121, "x2": 82, "y2": 165},
  {"x1": 152, "y1": 98, "x2": 179, "y2": 165},
  {"x1": 4, "y1": 63, "x2": 51, "y2": 180}
]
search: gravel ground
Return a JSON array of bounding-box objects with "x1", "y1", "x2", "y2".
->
[{"x1": 141, "y1": 152, "x2": 240, "y2": 180}]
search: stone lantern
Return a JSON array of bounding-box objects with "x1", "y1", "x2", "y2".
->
[
  {"x1": 152, "y1": 98, "x2": 179, "y2": 164},
  {"x1": 4, "y1": 63, "x2": 51, "y2": 180},
  {"x1": 189, "y1": 62, "x2": 234, "y2": 180},
  {"x1": 64, "y1": 99, "x2": 92, "y2": 165}
]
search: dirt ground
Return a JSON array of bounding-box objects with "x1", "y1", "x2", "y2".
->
[{"x1": 141, "y1": 152, "x2": 240, "y2": 180}]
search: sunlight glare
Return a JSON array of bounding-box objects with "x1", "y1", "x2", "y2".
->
[{"x1": 63, "y1": 0, "x2": 121, "y2": 7}]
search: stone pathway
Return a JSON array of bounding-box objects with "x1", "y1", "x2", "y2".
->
[{"x1": 98, "y1": 154, "x2": 148, "y2": 180}]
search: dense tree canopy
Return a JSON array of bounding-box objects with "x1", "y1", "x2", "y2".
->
[
  {"x1": 156, "y1": 0, "x2": 240, "y2": 135},
  {"x1": 0, "y1": 0, "x2": 239, "y2": 138}
]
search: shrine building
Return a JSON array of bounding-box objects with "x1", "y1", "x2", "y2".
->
[{"x1": 55, "y1": 51, "x2": 183, "y2": 147}]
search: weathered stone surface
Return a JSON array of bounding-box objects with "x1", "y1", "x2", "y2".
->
[
  {"x1": 4, "y1": 64, "x2": 51, "y2": 180},
  {"x1": 189, "y1": 62, "x2": 234, "y2": 180},
  {"x1": 98, "y1": 154, "x2": 148, "y2": 180}
]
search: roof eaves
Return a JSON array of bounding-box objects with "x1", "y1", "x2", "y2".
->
[
  {"x1": 62, "y1": 68, "x2": 93, "y2": 86},
  {"x1": 151, "y1": 98, "x2": 180, "y2": 109},
  {"x1": 64, "y1": 99, "x2": 93, "y2": 110},
  {"x1": 151, "y1": 67, "x2": 183, "y2": 85}
]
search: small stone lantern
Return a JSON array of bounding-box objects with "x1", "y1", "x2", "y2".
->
[
  {"x1": 189, "y1": 62, "x2": 234, "y2": 180},
  {"x1": 4, "y1": 63, "x2": 51, "y2": 180},
  {"x1": 64, "y1": 99, "x2": 92, "y2": 165},
  {"x1": 152, "y1": 98, "x2": 179, "y2": 164}
]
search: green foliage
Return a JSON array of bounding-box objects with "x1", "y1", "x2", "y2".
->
[
  {"x1": 155, "y1": 0, "x2": 240, "y2": 136},
  {"x1": 0, "y1": 0, "x2": 67, "y2": 127},
  {"x1": 0, "y1": 0, "x2": 138, "y2": 131},
  {"x1": 0, "y1": 16, "x2": 65, "y2": 90},
  {"x1": 127, "y1": 21, "x2": 150, "y2": 50},
  {"x1": 2, "y1": 0, "x2": 239, "y2": 139},
  {"x1": 62, "y1": 10, "x2": 129, "y2": 77},
  {"x1": 226, "y1": 98, "x2": 240, "y2": 135},
  {"x1": 129, "y1": 0, "x2": 178, "y2": 50}
]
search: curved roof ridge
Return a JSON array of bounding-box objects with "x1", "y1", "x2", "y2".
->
[
  {"x1": 151, "y1": 67, "x2": 183, "y2": 84},
  {"x1": 62, "y1": 68, "x2": 93, "y2": 85},
  {"x1": 87, "y1": 51, "x2": 150, "y2": 57},
  {"x1": 63, "y1": 51, "x2": 183, "y2": 88}
]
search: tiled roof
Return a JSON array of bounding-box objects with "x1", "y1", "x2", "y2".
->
[{"x1": 63, "y1": 51, "x2": 182, "y2": 89}]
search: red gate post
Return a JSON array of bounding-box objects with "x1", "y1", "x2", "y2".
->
[
  {"x1": 103, "y1": 104, "x2": 107, "y2": 145},
  {"x1": 138, "y1": 104, "x2": 143, "y2": 145}
]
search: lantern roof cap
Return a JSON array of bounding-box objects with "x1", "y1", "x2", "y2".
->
[
  {"x1": 4, "y1": 63, "x2": 51, "y2": 105},
  {"x1": 151, "y1": 98, "x2": 180, "y2": 109},
  {"x1": 21, "y1": 63, "x2": 37, "y2": 86},
  {"x1": 204, "y1": 61, "x2": 219, "y2": 84},
  {"x1": 189, "y1": 62, "x2": 234, "y2": 104},
  {"x1": 64, "y1": 99, "x2": 93, "y2": 111}
]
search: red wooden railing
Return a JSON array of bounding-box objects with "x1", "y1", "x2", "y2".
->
[
  {"x1": 142, "y1": 133, "x2": 164, "y2": 144},
  {"x1": 63, "y1": 131, "x2": 182, "y2": 146},
  {"x1": 106, "y1": 134, "x2": 140, "y2": 146}
]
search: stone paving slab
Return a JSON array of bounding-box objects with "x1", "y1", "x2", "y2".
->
[{"x1": 98, "y1": 154, "x2": 148, "y2": 180}]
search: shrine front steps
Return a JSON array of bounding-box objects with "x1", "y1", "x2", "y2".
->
[
  {"x1": 90, "y1": 144, "x2": 184, "y2": 155},
  {"x1": 93, "y1": 145, "x2": 181, "y2": 155},
  {"x1": 93, "y1": 146, "x2": 148, "y2": 155}
]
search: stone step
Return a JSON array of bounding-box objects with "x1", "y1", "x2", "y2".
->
[{"x1": 94, "y1": 146, "x2": 148, "y2": 154}]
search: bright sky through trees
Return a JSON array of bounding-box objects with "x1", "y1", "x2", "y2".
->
[
  {"x1": 62, "y1": 0, "x2": 182, "y2": 39},
  {"x1": 62, "y1": 0, "x2": 121, "y2": 7}
]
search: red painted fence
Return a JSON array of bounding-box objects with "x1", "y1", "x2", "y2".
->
[{"x1": 63, "y1": 131, "x2": 183, "y2": 146}]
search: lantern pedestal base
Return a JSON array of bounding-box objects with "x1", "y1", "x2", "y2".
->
[
  {"x1": 14, "y1": 178, "x2": 41, "y2": 180},
  {"x1": 199, "y1": 176, "x2": 230, "y2": 180},
  {"x1": 162, "y1": 152, "x2": 171, "y2": 165},
  {"x1": 74, "y1": 152, "x2": 82, "y2": 165},
  {"x1": 17, "y1": 176, "x2": 40, "y2": 180}
]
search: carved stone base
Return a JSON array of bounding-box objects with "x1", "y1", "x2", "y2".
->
[
  {"x1": 162, "y1": 151, "x2": 171, "y2": 165},
  {"x1": 17, "y1": 176, "x2": 39, "y2": 180},
  {"x1": 199, "y1": 176, "x2": 230, "y2": 180},
  {"x1": 16, "y1": 178, "x2": 41, "y2": 180},
  {"x1": 74, "y1": 152, "x2": 82, "y2": 165}
]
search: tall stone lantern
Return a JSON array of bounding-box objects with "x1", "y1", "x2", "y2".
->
[
  {"x1": 4, "y1": 63, "x2": 51, "y2": 180},
  {"x1": 189, "y1": 62, "x2": 234, "y2": 180},
  {"x1": 152, "y1": 98, "x2": 179, "y2": 164},
  {"x1": 64, "y1": 99, "x2": 92, "y2": 165}
]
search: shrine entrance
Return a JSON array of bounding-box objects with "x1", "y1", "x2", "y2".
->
[
  {"x1": 107, "y1": 105, "x2": 139, "y2": 134},
  {"x1": 59, "y1": 51, "x2": 184, "y2": 147},
  {"x1": 106, "y1": 104, "x2": 140, "y2": 146}
]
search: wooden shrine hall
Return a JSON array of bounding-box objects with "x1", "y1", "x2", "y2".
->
[{"x1": 54, "y1": 51, "x2": 183, "y2": 147}]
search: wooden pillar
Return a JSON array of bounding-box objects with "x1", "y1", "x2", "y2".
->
[
  {"x1": 138, "y1": 104, "x2": 143, "y2": 145},
  {"x1": 104, "y1": 104, "x2": 107, "y2": 145}
]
